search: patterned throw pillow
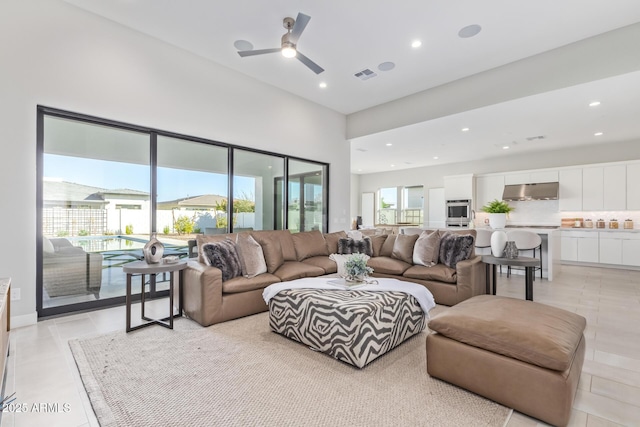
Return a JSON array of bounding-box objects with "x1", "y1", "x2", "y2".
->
[
  {"x1": 337, "y1": 237, "x2": 373, "y2": 256},
  {"x1": 201, "y1": 239, "x2": 243, "y2": 281},
  {"x1": 438, "y1": 233, "x2": 475, "y2": 269}
]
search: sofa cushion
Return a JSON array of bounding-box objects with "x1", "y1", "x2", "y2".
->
[
  {"x1": 428, "y1": 295, "x2": 587, "y2": 371},
  {"x1": 302, "y1": 256, "x2": 338, "y2": 274},
  {"x1": 251, "y1": 230, "x2": 297, "y2": 261},
  {"x1": 273, "y1": 261, "x2": 326, "y2": 281},
  {"x1": 369, "y1": 235, "x2": 388, "y2": 257},
  {"x1": 337, "y1": 237, "x2": 373, "y2": 256},
  {"x1": 413, "y1": 230, "x2": 441, "y2": 267},
  {"x1": 222, "y1": 273, "x2": 281, "y2": 294},
  {"x1": 380, "y1": 235, "x2": 397, "y2": 257},
  {"x1": 251, "y1": 233, "x2": 284, "y2": 274},
  {"x1": 438, "y1": 233, "x2": 474, "y2": 269},
  {"x1": 403, "y1": 264, "x2": 457, "y2": 284},
  {"x1": 392, "y1": 234, "x2": 419, "y2": 264},
  {"x1": 196, "y1": 233, "x2": 237, "y2": 264},
  {"x1": 324, "y1": 230, "x2": 348, "y2": 254},
  {"x1": 201, "y1": 240, "x2": 243, "y2": 281},
  {"x1": 235, "y1": 233, "x2": 268, "y2": 278},
  {"x1": 292, "y1": 230, "x2": 329, "y2": 261},
  {"x1": 367, "y1": 256, "x2": 411, "y2": 275}
]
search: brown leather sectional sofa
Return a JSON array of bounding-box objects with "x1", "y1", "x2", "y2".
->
[{"x1": 183, "y1": 229, "x2": 486, "y2": 327}]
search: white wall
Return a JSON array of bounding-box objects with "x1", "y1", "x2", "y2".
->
[
  {"x1": 0, "y1": 0, "x2": 349, "y2": 324},
  {"x1": 357, "y1": 139, "x2": 640, "y2": 223}
]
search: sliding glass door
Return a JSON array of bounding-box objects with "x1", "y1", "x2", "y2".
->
[
  {"x1": 40, "y1": 116, "x2": 150, "y2": 313},
  {"x1": 287, "y1": 159, "x2": 327, "y2": 233},
  {"x1": 38, "y1": 107, "x2": 329, "y2": 317}
]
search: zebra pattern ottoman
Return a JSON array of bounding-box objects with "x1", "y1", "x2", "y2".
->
[{"x1": 268, "y1": 288, "x2": 427, "y2": 368}]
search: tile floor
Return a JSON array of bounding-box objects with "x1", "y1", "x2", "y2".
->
[{"x1": 1, "y1": 264, "x2": 640, "y2": 426}]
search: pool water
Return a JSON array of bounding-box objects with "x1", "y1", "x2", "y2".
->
[{"x1": 69, "y1": 236, "x2": 148, "y2": 252}]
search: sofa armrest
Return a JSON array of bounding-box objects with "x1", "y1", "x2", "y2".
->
[
  {"x1": 182, "y1": 260, "x2": 223, "y2": 326},
  {"x1": 455, "y1": 256, "x2": 486, "y2": 303}
]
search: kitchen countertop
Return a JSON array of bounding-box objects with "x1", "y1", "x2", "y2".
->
[{"x1": 560, "y1": 227, "x2": 640, "y2": 233}]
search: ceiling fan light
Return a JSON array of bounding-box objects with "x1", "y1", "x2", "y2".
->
[{"x1": 282, "y1": 46, "x2": 297, "y2": 58}]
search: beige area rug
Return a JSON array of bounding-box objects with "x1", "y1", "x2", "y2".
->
[{"x1": 70, "y1": 312, "x2": 511, "y2": 427}]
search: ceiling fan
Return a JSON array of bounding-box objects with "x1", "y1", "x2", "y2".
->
[{"x1": 237, "y1": 12, "x2": 325, "y2": 75}]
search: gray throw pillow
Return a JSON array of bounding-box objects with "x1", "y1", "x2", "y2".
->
[
  {"x1": 337, "y1": 237, "x2": 373, "y2": 256},
  {"x1": 413, "y1": 230, "x2": 441, "y2": 266},
  {"x1": 201, "y1": 239, "x2": 242, "y2": 281},
  {"x1": 235, "y1": 233, "x2": 268, "y2": 278},
  {"x1": 438, "y1": 233, "x2": 475, "y2": 269}
]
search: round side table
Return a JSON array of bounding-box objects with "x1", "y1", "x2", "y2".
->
[{"x1": 123, "y1": 260, "x2": 187, "y2": 332}]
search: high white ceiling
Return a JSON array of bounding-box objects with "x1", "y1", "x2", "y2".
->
[{"x1": 63, "y1": 0, "x2": 640, "y2": 173}]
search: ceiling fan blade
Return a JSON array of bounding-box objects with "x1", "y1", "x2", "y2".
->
[
  {"x1": 289, "y1": 13, "x2": 311, "y2": 44},
  {"x1": 238, "y1": 48, "x2": 281, "y2": 57},
  {"x1": 296, "y1": 51, "x2": 324, "y2": 74}
]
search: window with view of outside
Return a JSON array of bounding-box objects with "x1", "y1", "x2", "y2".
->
[{"x1": 377, "y1": 187, "x2": 397, "y2": 224}]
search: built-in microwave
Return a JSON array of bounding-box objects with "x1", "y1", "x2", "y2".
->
[{"x1": 446, "y1": 199, "x2": 471, "y2": 227}]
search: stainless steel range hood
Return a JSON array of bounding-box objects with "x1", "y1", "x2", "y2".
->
[{"x1": 502, "y1": 182, "x2": 559, "y2": 201}]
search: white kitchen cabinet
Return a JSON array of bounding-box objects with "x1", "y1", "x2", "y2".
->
[
  {"x1": 603, "y1": 165, "x2": 626, "y2": 210},
  {"x1": 561, "y1": 236, "x2": 578, "y2": 261},
  {"x1": 444, "y1": 174, "x2": 474, "y2": 201},
  {"x1": 627, "y1": 163, "x2": 640, "y2": 210},
  {"x1": 577, "y1": 236, "x2": 599, "y2": 262},
  {"x1": 561, "y1": 231, "x2": 598, "y2": 263},
  {"x1": 530, "y1": 170, "x2": 559, "y2": 183},
  {"x1": 475, "y1": 175, "x2": 504, "y2": 211},
  {"x1": 504, "y1": 173, "x2": 530, "y2": 185},
  {"x1": 598, "y1": 232, "x2": 623, "y2": 265},
  {"x1": 582, "y1": 167, "x2": 604, "y2": 211},
  {"x1": 559, "y1": 169, "x2": 582, "y2": 211},
  {"x1": 621, "y1": 233, "x2": 640, "y2": 267},
  {"x1": 504, "y1": 170, "x2": 558, "y2": 185}
]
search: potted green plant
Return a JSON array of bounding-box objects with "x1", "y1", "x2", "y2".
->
[
  {"x1": 343, "y1": 253, "x2": 374, "y2": 284},
  {"x1": 480, "y1": 199, "x2": 514, "y2": 229}
]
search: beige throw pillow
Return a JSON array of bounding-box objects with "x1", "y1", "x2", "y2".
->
[
  {"x1": 391, "y1": 234, "x2": 419, "y2": 264},
  {"x1": 413, "y1": 230, "x2": 441, "y2": 266},
  {"x1": 235, "y1": 233, "x2": 267, "y2": 278},
  {"x1": 252, "y1": 233, "x2": 284, "y2": 274}
]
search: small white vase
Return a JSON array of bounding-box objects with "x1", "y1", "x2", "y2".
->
[
  {"x1": 490, "y1": 230, "x2": 507, "y2": 257},
  {"x1": 488, "y1": 213, "x2": 507, "y2": 229}
]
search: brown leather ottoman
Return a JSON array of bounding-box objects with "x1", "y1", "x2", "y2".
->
[{"x1": 426, "y1": 295, "x2": 586, "y2": 427}]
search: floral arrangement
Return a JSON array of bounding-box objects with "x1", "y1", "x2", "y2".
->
[{"x1": 344, "y1": 253, "x2": 373, "y2": 281}]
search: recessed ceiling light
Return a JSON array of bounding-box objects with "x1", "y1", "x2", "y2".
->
[
  {"x1": 357, "y1": 169, "x2": 362, "y2": 172},
  {"x1": 319, "y1": 82, "x2": 327, "y2": 89},
  {"x1": 458, "y1": 24, "x2": 482, "y2": 38},
  {"x1": 390, "y1": 164, "x2": 395, "y2": 167},
  {"x1": 233, "y1": 40, "x2": 253, "y2": 51},
  {"x1": 502, "y1": 146, "x2": 510, "y2": 150},
  {"x1": 378, "y1": 62, "x2": 395, "y2": 71},
  {"x1": 461, "y1": 127, "x2": 470, "y2": 132},
  {"x1": 433, "y1": 156, "x2": 439, "y2": 160},
  {"x1": 594, "y1": 132, "x2": 603, "y2": 136},
  {"x1": 589, "y1": 101, "x2": 601, "y2": 107},
  {"x1": 386, "y1": 143, "x2": 393, "y2": 146},
  {"x1": 411, "y1": 40, "x2": 422, "y2": 48}
]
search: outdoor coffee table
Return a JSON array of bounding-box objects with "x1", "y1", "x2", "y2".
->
[
  {"x1": 482, "y1": 255, "x2": 540, "y2": 301},
  {"x1": 123, "y1": 260, "x2": 187, "y2": 332}
]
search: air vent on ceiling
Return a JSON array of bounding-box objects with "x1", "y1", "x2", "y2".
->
[
  {"x1": 525, "y1": 135, "x2": 546, "y2": 142},
  {"x1": 354, "y1": 68, "x2": 377, "y2": 81},
  {"x1": 356, "y1": 148, "x2": 368, "y2": 152}
]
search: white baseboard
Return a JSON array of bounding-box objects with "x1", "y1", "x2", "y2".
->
[{"x1": 10, "y1": 311, "x2": 37, "y2": 329}]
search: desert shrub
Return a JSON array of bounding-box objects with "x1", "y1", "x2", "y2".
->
[
  {"x1": 163, "y1": 225, "x2": 170, "y2": 235},
  {"x1": 125, "y1": 224, "x2": 134, "y2": 235},
  {"x1": 174, "y1": 215, "x2": 195, "y2": 235}
]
